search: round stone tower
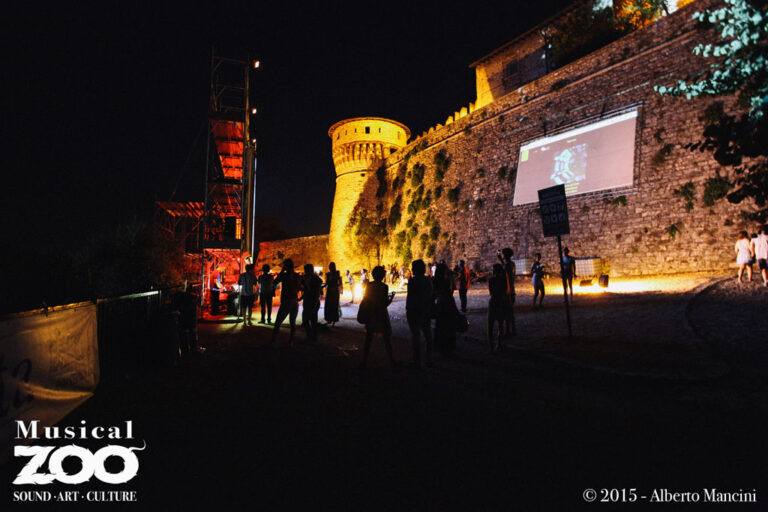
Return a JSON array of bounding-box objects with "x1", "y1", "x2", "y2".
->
[{"x1": 328, "y1": 117, "x2": 410, "y2": 272}]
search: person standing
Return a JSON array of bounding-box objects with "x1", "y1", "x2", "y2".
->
[
  {"x1": 406, "y1": 259, "x2": 433, "y2": 368},
  {"x1": 345, "y1": 270, "x2": 355, "y2": 304},
  {"x1": 301, "y1": 263, "x2": 323, "y2": 342},
  {"x1": 360, "y1": 268, "x2": 369, "y2": 291},
  {"x1": 753, "y1": 226, "x2": 768, "y2": 287},
  {"x1": 531, "y1": 253, "x2": 547, "y2": 309},
  {"x1": 238, "y1": 264, "x2": 256, "y2": 325},
  {"x1": 359, "y1": 266, "x2": 396, "y2": 368},
  {"x1": 269, "y1": 259, "x2": 301, "y2": 347},
  {"x1": 735, "y1": 231, "x2": 754, "y2": 283},
  {"x1": 456, "y1": 259, "x2": 471, "y2": 313},
  {"x1": 210, "y1": 266, "x2": 224, "y2": 315},
  {"x1": 171, "y1": 281, "x2": 200, "y2": 355},
  {"x1": 433, "y1": 263, "x2": 458, "y2": 355},
  {"x1": 561, "y1": 247, "x2": 577, "y2": 300},
  {"x1": 324, "y1": 262, "x2": 342, "y2": 326},
  {"x1": 258, "y1": 265, "x2": 275, "y2": 324},
  {"x1": 488, "y1": 264, "x2": 507, "y2": 353},
  {"x1": 498, "y1": 248, "x2": 517, "y2": 337}
]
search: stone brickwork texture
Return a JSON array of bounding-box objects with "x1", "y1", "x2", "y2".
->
[
  {"x1": 346, "y1": 0, "x2": 753, "y2": 277},
  {"x1": 267, "y1": 0, "x2": 754, "y2": 277},
  {"x1": 255, "y1": 235, "x2": 329, "y2": 271}
]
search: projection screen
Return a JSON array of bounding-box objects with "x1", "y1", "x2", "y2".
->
[{"x1": 512, "y1": 109, "x2": 638, "y2": 205}]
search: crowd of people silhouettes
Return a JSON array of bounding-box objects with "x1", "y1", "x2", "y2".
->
[
  {"x1": 211, "y1": 226, "x2": 768, "y2": 367},
  {"x1": 228, "y1": 222, "x2": 766, "y2": 366},
  {"x1": 231, "y1": 247, "x2": 565, "y2": 367}
]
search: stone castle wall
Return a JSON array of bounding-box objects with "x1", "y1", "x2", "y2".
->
[
  {"x1": 328, "y1": 118, "x2": 410, "y2": 272},
  {"x1": 255, "y1": 235, "x2": 329, "y2": 272},
  {"x1": 351, "y1": 0, "x2": 753, "y2": 276}
]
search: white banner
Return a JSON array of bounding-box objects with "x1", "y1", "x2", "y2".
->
[{"x1": 0, "y1": 303, "x2": 99, "y2": 464}]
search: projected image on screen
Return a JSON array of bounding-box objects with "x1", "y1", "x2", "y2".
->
[{"x1": 513, "y1": 110, "x2": 638, "y2": 205}]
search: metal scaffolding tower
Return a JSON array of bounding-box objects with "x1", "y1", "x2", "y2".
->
[{"x1": 200, "y1": 52, "x2": 257, "y2": 310}]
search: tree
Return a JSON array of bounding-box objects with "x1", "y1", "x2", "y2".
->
[
  {"x1": 549, "y1": 0, "x2": 667, "y2": 67},
  {"x1": 655, "y1": 0, "x2": 768, "y2": 221},
  {"x1": 347, "y1": 207, "x2": 388, "y2": 267}
]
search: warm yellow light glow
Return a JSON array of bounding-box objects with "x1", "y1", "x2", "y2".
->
[
  {"x1": 251, "y1": 107, "x2": 258, "y2": 115},
  {"x1": 568, "y1": 277, "x2": 685, "y2": 295},
  {"x1": 341, "y1": 283, "x2": 364, "y2": 302},
  {"x1": 253, "y1": 60, "x2": 260, "y2": 69}
]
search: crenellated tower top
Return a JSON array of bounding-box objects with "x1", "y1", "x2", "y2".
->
[
  {"x1": 327, "y1": 117, "x2": 410, "y2": 271},
  {"x1": 328, "y1": 117, "x2": 411, "y2": 177}
]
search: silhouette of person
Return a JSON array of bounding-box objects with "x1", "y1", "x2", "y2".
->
[
  {"x1": 301, "y1": 263, "x2": 323, "y2": 342},
  {"x1": 269, "y1": 258, "x2": 301, "y2": 347},
  {"x1": 754, "y1": 225, "x2": 768, "y2": 287},
  {"x1": 210, "y1": 265, "x2": 224, "y2": 315},
  {"x1": 359, "y1": 266, "x2": 396, "y2": 368},
  {"x1": 433, "y1": 262, "x2": 458, "y2": 355},
  {"x1": 531, "y1": 253, "x2": 547, "y2": 308},
  {"x1": 406, "y1": 259, "x2": 433, "y2": 368},
  {"x1": 498, "y1": 248, "x2": 516, "y2": 338},
  {"x1": 456, "y1": 259, "x2": 471, "y2": 313},
  {"x1": 345, "y1": 270, "x2": 355, "y2": 303},
  {"x1": 258, "y1": 264, "x2": 275, "y2": 323},
  {"x1": 238, "y1": 264, "x2": 256, "y2": 325},
  {"x1": 561, "y1": 247, "x2": 577, "y2": 299},
  {"x1": 324, "y1": 262, "x2": 342, "y2": 326},
  {"x1": 171, "y1": 281, "x2": 199, "y2": 354},
  {"x1": 488, "y1": 264, "x2": 507, "y2": 353}
]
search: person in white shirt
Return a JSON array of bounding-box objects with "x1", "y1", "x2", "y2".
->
[
  {"x1": 753, "y1": 226, "x2": 768, "y2": 287},
  {"x1": 735, "y1": 231, "x2": 754, "y2": 283}
]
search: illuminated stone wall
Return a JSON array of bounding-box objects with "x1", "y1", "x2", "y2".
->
[
  {"x1": 356, "y1": 0, "x2": 751, "y2": 276},
  {"x1": 327, "y1": 118, "x2": 411, "y2": 272},
  {"x1": 255, "y1": 235, "x2": 329, "y2": 272}
]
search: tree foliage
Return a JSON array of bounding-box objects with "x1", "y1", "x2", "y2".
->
[
  {"x1": 656, "y1": 0, "x2": 768, "y2": 221},
  {"x1": 549, "y1": 0, "x2": 666, "y2": 67},
  {"x1": 347, "y1": 208, "x2": 387, "y2": 265}
]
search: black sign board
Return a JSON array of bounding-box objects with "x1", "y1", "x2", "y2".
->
[{"x1": 538, "y1": 184, "x2": 570, "y2": 237}]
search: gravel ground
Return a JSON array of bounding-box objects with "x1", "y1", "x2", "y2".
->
[
  {"x1": 319, "y1": 272, "x2": 736, "y2": 379},
  {"x1": 8, "y1": 271, "x2": 764, "y2": 510},
  {"x1": 687, "y1": 275, "x2": 768, "y2": 369}
]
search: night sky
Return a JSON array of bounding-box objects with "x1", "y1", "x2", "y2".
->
[{"x1": 3, "y1": 1, "x2": 574, "y2": 250}]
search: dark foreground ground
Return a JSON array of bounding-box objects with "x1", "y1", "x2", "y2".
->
[{"x1": 4, "y1": 276, "x2": 768, "y2": 510}]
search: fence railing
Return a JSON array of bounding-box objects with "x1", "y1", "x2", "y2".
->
[{"x1": 96, "y1": 290, "x2": 165, "y2": 383}]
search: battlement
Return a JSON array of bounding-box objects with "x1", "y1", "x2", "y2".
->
[
  {"x1": 415, "y1": 102, "x2": 478, "y2": 141},
  {"x1": 329, "y1": 117, "x2": 410, "y2": 176},
  {"x1": 327, "y1": 117, "x2": 410, "y2": 271}
]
